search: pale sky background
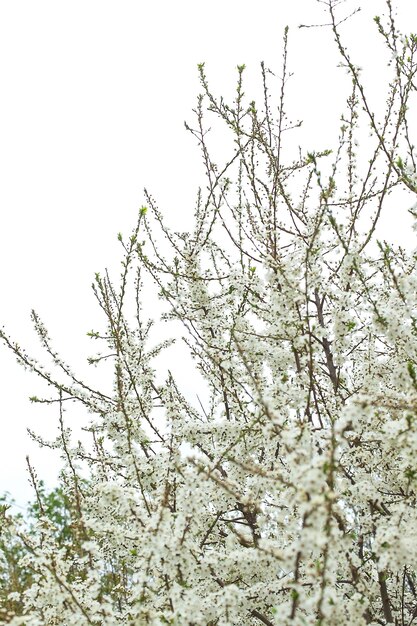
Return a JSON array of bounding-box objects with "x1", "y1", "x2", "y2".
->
[{"x1": 1, "y1": 0, "x2": 416, "y2": 510}]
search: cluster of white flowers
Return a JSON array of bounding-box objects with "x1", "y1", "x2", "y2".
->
[{"x1": 2, "y1": 3, "x2": 417, "y2": 625}]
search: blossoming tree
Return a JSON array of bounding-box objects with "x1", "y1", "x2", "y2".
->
[{"x1": 2, "y1": 1, "x2": 417, "y2": 624}]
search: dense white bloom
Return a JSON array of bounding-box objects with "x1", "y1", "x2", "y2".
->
[{"x1": 2, "y1": 3, "x2": 417, "y2": 625}]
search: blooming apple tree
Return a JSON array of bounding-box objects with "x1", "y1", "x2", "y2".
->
[{"x1": 2, "y1": 1, "x2": 417, "y2": 624}]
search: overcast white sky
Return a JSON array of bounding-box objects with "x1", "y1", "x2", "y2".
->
[{"x1": 1, "y1": 0, "x2": 416, "y2": 509}]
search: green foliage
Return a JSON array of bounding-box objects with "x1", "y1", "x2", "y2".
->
[
  {"x1": 0, "y1": 496, "x2": 33, "y2": 621},
  {"x1": 27, "y1": 482, "x2": 74, "y2": 546}
]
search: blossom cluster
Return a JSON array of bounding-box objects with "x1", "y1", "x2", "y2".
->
[{"x1": 2, "y1": 2, "x2": 417, "y2": 625}]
